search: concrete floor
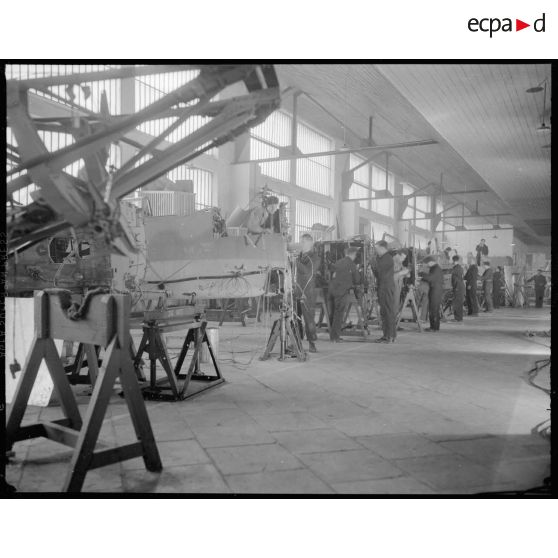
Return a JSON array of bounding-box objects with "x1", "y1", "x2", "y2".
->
[{"x1": 6, "y1": 306, "x2": 551, "y2": 494}]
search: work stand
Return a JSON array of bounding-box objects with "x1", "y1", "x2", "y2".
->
[
  {"x1": 134, "y1": 318, "x2": 224, "y2": 402},
  {"x1": 6, "y1": 291, "x2": 162, "y2": 493},
  {"x1": 396, "y1": 285, "x2": 423, "y2": 332},
  {"x1": 64, "y1": 338, "x2": 145, "y2": 386},
  {"x1": 315, "y1": 288, "x2": 370, "y2": 338},
  {"x1": 260, "y1": 306, "x2": 307, "y2": 362},
  {"x1": 341, "y1": 292, "x2": 369, "y2": 337}
]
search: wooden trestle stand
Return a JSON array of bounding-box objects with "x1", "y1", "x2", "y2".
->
[
  {"x1": 133, "y1": 309, "x2": 224, "y2": 402},
  {"x1": 6, "y1": 290, "x2": 162, "y2": 492}
]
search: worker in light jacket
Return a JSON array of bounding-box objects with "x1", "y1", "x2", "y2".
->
[
  {"x1": 482, "y1": 261, "x2": 494, "y2": 312},
  {"x1": 420, "y1": 255, "x2": 444, "y2": 332},
  {"x1": 448, "y1": 255, "x2": 465, "y2": 323},
  {"x1": 526, "y1": 269, "x2": 547, "y2": 308},
  {"x1": 294, "y1": 233, "x2": 320, "y2": 353},
  {"x1": 373, "y1": 240, "x2": 397, "y2": 343},
  {"x1": 328, "y1": 247, "x2": 361, "y2": 342}
]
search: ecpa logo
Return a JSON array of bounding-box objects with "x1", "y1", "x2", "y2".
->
[{"x1": 468, "y1": 13, "x2": 546, "y2": 37}]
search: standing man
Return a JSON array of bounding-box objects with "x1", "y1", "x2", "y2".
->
[
  {"x1": 527, "y1": 269, "x2": 547, "y2": 308},
  {"x1": 420, "y1": 256, "x2": 444, "y2": 332},
  {"x1": 448, "y1": 255, "x2": 465, "y2": 323},
  {"x1": 373, "y1": 240, "x2": 397, "y2": 343},
  {"x1": 476, "y1": 238, "x2": 489, "y2": 266},
  {"x1": 294, "y1": 233, "x2": 320, "y2": 353},
  {"x1": 464, "y1": 256, "x2": 479, "y2": 317},
  {"x1": 493, "y1": 266, "x2": 505, "y2": 309},
  {"x1": 328, "y1": 247, "x2": 360, "y2": 343},
  {"x1": 482, "y1": 261, "x2": 494, "y2": 312}
]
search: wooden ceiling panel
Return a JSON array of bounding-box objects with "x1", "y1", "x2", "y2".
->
[{"x1": 275, "y1": 64, "x2": 551, "y2": 244}]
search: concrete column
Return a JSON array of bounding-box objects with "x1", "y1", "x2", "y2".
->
[{"x1": 119, "y1": 77, "x2": 136, "y2": 165}]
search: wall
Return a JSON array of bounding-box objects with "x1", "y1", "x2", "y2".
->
[{"x1": 442, "y1": 229, "x2": 514, "y2": 259}]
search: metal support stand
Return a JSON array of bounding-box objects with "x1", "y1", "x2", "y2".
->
[
  {"x1": 134, "y1": 318, "x2": 224, "y2": 401},
  {"x1": 341, "y1": 291, "x2": 369, "y2": 337},
  {"x1": 395, "y1": 285, "x2": 423, "y2": 332},
  {"x1": 218, "y1": 298, "x2": 249, "y2": 326},
  {"x1": 260, "y1": 306, "x2": 307, "y2": 362},
  {"x1": 6, "y1": 291, "x2": 162, "y2": 493}
]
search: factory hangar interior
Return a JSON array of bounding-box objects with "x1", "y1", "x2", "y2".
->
[{"x1": 3, "y1": 63, "x2": 551, "y2": 495}]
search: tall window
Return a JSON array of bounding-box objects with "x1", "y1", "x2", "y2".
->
[
  {"x1": 296, "y1": 122, "x2": 332, "y2": 197},
  {"x1": 348, "y1": 154, "x2": 372, "y2": 210},
  {"x1": 370, "y1": 222, "x2": 394, "y2": 241},
  {"x1": 295, "y1": 200, "x2": 331, "y2": 242},
  {"x1": 249, "y1": 111, "x2": 333, "y2": 196},
  {"x1": 6, "y1": 65, "x2": 122, "y2": 207},
  {"x1": 135, "y1": 68, "x2": 217, "y2": 156},
  {"x1": 167, "y1": 166, "x2": 214, "y2": 209},
  {"x1": 370, "y1": 164, "x2": 394, "y2": 216},
  {"x1": 402, "y1": 183, "x2": 431, "y2": 230},
  {"x1": 435, "y1": 200, "x2": 455, "y2": 232},
  {"x1": 250, "y1": 111, "x2": 291, "y2": 182},
  {"x1": 5, "y1": 64, "x2": 121, "y2": 114}
]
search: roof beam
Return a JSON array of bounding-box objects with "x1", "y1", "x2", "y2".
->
[{"x1": 233, "y1": 139, "x2": 438, "y2": 164}]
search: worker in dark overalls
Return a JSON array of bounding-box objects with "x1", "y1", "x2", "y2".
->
[
  {"x1": 482, "y1": 261, "x2": 494, "y2": 312},
  {"x1": 449, "y1": 255, "x2": 465, "y2": 323},
  {"x1": 328, "y1": 247, "x2": 360, "y2": 343},
  {"x1": 527, "y1": 269, "x2": 547, "y2": 308},
  {"x1": 421, "y1": 255, "x2": 444, "y2": 332},
  {"x1": 475, "y1": 238, "x2": 489, "y2": 266},
  {"x1": 464, "y1": 259, "x2": 479, "y2": 316},
  {"x1": 373, "y1": 240, "x2": 397, "y2": 343},
  {"x1": 294, "y1": 233, "x2": 320, "y2": 353},
  {"x1": 493, "y1": 266, "x2": 505, "y2": 309}
]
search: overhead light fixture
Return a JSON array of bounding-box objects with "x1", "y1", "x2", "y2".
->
[{"x1": 529, "y1": 79, "x2": 552, "y2": 131}]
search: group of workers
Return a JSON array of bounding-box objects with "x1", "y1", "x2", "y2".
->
[
  {"x1": 247, "y1": 197, "x2": 548, "y2": 352},
  {"x1": 292, "y1": 232, "x2": 549, "y2": 354}
]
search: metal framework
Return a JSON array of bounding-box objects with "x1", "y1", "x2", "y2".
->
[{"x1": 7, "y1": 65, "x2": 281, "y2": 256}]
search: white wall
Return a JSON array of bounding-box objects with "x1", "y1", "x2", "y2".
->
[{"x1": 442, "y1": 229, "x2": 514, "y2": 259}]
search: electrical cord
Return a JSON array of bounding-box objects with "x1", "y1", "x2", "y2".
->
[{"x1": 524, "y1": 358, "x2": 550, "y2": 395}]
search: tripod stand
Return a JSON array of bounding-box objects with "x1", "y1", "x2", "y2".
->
[{"x1": 260, "y1": 302, "x2": 307, "y2": 362}]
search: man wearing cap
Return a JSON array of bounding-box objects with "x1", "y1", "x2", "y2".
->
[
  {"x1": 464, "y1": 255, "x2": 480, "y2": 317},
  {"x1": 328, "y1": 247, "x2": 361, "y2": 342},
  {"x1": 448, "y1": 255, "x2": 465, "y2": 323},
  {"x1": 526, "y1": 269, "x2": 547, "y2": 308},
  {"x1": 420, "y1": 255, "x2": 444, "y2": 332},
  {"x1": 294, "y1": 233, "x2": 320, "y2": 353},
  {"x1": 373, "y1": 240, "x2": 397, "y2": 343}
]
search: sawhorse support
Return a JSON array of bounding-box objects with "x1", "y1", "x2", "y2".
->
[
  {"x1": 65, "y1": 336, "x2": 146, "y2": 386},
  {"x1": 260, "y1": 308, "x2": 307, "y2": 362},
  {"x1": 395, "y1": 286, "x2": 423, "y2": 332},
  {"x1": 134, "y1": 319, "x2": 224, "y2": 401},
  {"x1": 6, "y1": 291, "x2": 162, "y2": 493}
]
